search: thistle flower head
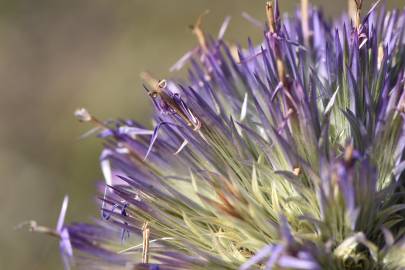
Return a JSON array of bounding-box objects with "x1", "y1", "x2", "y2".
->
[{"x1": 29, "y1": 1, "x2": 405, "y2": 269}]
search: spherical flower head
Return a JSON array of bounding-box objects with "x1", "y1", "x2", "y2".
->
[{"x1": 29, "y1": 1, "x2": 405, "y2": 269}]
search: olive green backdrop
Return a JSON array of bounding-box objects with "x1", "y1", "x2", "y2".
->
[{"x1": 0, "y1": 0, "x2": 402, "y2": 269}]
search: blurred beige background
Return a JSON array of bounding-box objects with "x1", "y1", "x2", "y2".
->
[{"x1": 0, "y1": 0, "x2": 402, "y2": 269}]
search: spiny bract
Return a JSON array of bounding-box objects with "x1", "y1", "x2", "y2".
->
[{"x1": 29, "y1": 1, "x2": 405, "y2": 269}]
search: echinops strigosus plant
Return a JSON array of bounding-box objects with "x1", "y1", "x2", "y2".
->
[{"x1": 21, "y1": 0, "x2": 405, "y2": 269}]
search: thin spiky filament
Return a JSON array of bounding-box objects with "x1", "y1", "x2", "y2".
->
[
  {"x1": 74, "y1": 107, "x2": 109, "y2": 131},
  {"x1": 142, "y1": 222, "x2": 150, "y2": 264},
  {"x1": 266, "y1": 1, "x2": 276, "y2": 34},
  {"x1": 301, "y1": 0, "x2": 310, "y2": 47},
  {"x1": 191, "y1": 10, "x2": 210, "y2": 53},
  {"x1": 349, "y1": 0, "x2": 363, "y2": 29},
  {"x1": 16, "y1": 220, "x2": 61, "y2": 238}
]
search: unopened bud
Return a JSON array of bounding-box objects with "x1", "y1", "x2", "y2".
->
[{"x1": 74, "y1": 108, "x2": 92, "y2": 122}]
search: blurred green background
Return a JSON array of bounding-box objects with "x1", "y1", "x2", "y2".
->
[{"x1": 0, "y1": 0, "x2": 401, "y2": 269}]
